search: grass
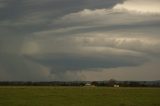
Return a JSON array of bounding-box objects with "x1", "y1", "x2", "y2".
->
[{"x1": 0, "y1": 86, "x2": 160, "y2": 106}]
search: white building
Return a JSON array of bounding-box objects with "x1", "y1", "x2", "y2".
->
[
  {"x1": 85, "y1": 83, "x2": 91, "y2": 86},
  {"x1": 114, "y1": 84, "x2": 120, "y2": 87}
]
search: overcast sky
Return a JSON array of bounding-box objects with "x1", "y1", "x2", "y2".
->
[{"x1": 0, "y1": 0, "x2": 160, "y2": 81}]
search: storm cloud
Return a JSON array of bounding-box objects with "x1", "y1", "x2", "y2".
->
[{"x1": 0, "y1": 0, "x2": 160, "y2": 81}]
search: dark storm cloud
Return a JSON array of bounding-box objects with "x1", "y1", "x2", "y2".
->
[
  {"x1": 0, "y1": 53, "x2": 50, "y2": 81},
  {"x1": 25, "y1": 53, "x2": 148, "y2": 72},
  {"x1": 0, "y1": 0, "x2": 122, "y2": 27},
  {"x1": 0, "y1": 0, "x2": 160, "y2": 81},
  {"x1": 0, "y1": 0, "x2": 122, "y2": 41},
  {"x1": 0, "y1": 0, "x2": 126, "y2": 81},
  {"x1": 46, "y1": 20, "x2": 160, "y2": 38}
]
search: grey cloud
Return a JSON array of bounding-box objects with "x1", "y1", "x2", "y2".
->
[
  {"x1": 0, "y1": 0, "x2": 122, "y2": 37},
  {"x1": 0, "y1": 0, "x2": 121, "y2": 25},
  {"x1": 0, "y1": 0, "x2": 160, "y2": 81},
  {"x1": 30, "y1": 29, "x2": 160, "y2": 57},
  {"x1": 0, "y1": 53, "x2": 50, "y2": 81},
  {"x1": 24, "y1": 48, "x2": 148, "y2": 72}
]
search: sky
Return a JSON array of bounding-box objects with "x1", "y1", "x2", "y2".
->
[{"x1": 0, "y1": 0, "x2": 160, "y2": 81}]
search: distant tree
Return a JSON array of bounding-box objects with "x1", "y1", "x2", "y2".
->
[
  {"x1": 128, "y1": 81, "x2": 140, "y2": 87},
  {"x1": 91, "y1": 81, "x2": 98, "y2": 86},
  {"x1": 108, "y1": 79, "x2": 117, "y2": 87}
]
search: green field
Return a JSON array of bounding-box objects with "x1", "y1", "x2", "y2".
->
[{"x1": 0, "y1": 87, "x2": 160, "y2": 106}]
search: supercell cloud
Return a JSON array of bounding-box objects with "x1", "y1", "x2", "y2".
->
[{"x1": 0, "y1": 0, "x2": 160, "y2": 81}]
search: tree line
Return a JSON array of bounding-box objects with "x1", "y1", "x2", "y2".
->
[{"x1": 0, "y1": 80, "x2": 160, "y2": 87}]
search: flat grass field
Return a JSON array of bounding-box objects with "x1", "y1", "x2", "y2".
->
[{"x1": 0, "y1": 87, "x2": 160, "y2": 106}]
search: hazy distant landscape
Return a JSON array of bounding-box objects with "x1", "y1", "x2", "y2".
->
[{"x1": 0, "y1": 80, "x2": 160, "y2": 87}]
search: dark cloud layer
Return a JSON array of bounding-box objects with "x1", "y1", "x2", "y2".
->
[
  {"x1": 0, "y1": 54, "x2": 50, "y2": 81},
  {"x1": 25, "y1": 53, "x2": 147, "y2": 71},
  {"x1": 0, "y1": 0, "x2": 160, "y2": 81}
]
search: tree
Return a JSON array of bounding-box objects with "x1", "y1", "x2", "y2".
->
[{"x1": 108, "y1": 79, "x2": 117, "y2": 87}]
